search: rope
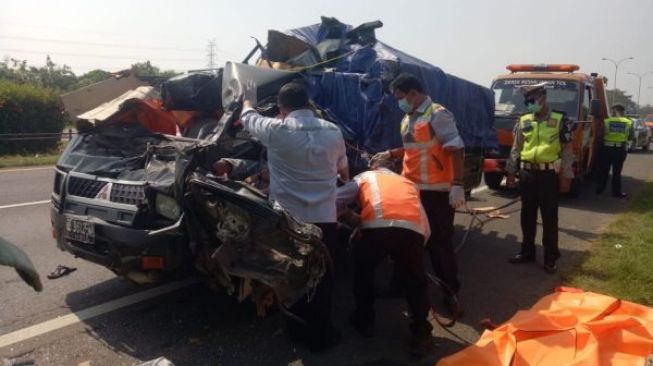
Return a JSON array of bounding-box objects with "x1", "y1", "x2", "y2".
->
[
  {"x1": 426, "y1": 273, "x2": 460, "y2": 328},
  {"x1": 425, "y1": 273, "x2": 474, "y2": 345},
  {"x1": 456, "y1": 197, "x2": 521, "y2": 215}
]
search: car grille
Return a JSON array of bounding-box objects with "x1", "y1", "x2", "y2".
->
[
  {"x1": 68, "y1": 176, "x2": 107, "y2": 198},
  {"x1": 110, "y1": 183, "x2": 146, "y2": 205}
]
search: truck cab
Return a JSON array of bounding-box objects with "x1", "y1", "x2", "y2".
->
[{"x1": 484, "y1": 64, "x2": 609, "y2": 196}]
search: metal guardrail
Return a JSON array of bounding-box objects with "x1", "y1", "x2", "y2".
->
[{"x1": 0, "y1": 130, "x2": 77, "y2": 142}]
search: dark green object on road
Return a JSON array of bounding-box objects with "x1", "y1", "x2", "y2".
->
[{"x1": 0, "y1": 236, "x2": 42, "y2": 291}]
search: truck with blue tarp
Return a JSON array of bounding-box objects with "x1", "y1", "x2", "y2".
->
[{"x1": 235, "y1": 16, "x2": 496, "y2": 193}]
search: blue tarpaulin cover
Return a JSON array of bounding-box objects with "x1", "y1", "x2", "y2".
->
[{"x1": 280, "y1": 19, "x2": 496, "y2": 155}]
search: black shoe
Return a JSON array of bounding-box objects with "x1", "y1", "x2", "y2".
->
[
  {"x1": 543, "y1": 261, "x2": 558, "y2": 274},
  {"x1": 508, "y1": 253, "x2": 536, "y2": 264},
  {"x1": 308, "y1": 326, "x2": 342, "y2": 353},
  {"x1": 348, "y1": 312, "x2": 375, "y2": 338},
  {"x1": 612, "y1": 192, "x2": 628, "y2": 198}
]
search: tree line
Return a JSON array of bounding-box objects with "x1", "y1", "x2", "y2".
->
[
  {"x1": 1, "y1": 56, "x2": 178, "y2": 93},
  {"x1": 0, "y1": 56, "x2": 178, "y2": 155}
]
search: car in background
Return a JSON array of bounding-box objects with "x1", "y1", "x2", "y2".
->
[
  {"x1": 628, "y1": 118, "x2": 651, "y2": 152},
  {"x1": 645, "y1": 114, "x2": 653, "y2": 143}
]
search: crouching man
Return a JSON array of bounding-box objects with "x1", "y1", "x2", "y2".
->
[{"x1": 338, "y1": 159, "x2": 434, "y2": 357}]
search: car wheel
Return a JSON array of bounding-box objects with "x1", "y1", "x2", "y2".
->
[
  {"x1": 643, "y1": 142, "x2": 649, "y2": 151},
  {"x1": 484, "y1": 172, "x2": 503, "y2": 190}
]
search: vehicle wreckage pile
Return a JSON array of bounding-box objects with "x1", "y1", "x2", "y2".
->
[{"x1": 51, "y1": 17, "x2": 495, "y2": 310}]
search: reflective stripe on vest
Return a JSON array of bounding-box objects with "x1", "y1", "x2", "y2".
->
[
  {"x1": 604, "y1": 117, "x2": 632, "y2": 143},
  {"x1": 519, "y1": 112, "x2": 563, "y2": 163},
  {"x1": 356, "y1": 170, "x2": 430, "y2": 241},
  {"x1": 401, "y1": 103, "x2": 454, "y2": 191}
]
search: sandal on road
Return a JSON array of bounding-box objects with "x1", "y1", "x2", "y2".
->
[{"x1": 47, "y1": 265, "x2": 77, "y2": 279}]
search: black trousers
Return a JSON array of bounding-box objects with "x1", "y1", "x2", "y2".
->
[
  {"x1": 351, "y1": 228, "x2": 432, "y2": 335},
  {"x1": 519, "y1": 169, "x2": 561, "y2": 263},
  {"x1": 284, "y1": 222, "x2": 337, "y2": 348},
  {"x1": 420, "y1": 190, "x2": 460, "y2": 295},
  {"x1": 596, "y1": 145, "x2": 627, "y2": 195}
]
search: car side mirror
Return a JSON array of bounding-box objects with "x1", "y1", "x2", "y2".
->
[{"x1": 590, "y1": 99, "x2": 601, "y2": 117}]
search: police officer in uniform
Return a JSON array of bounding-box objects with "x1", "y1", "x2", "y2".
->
[
  {"x1": 505, "y1": 82, "x2": 574, "y2": 274},
  {"x1": 372, "y1": 73, "x2": 466, "y2": 315},
  {"x1": 596, "y1": 104, "x2": 633, "y2": 198}
]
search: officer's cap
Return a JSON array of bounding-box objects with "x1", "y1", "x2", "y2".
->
[{"x1": 519, "y1": 82, "x2": 549, "y2": 97}]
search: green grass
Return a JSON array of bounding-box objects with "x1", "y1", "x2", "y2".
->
[
  {"x1": 563, "y1": 179, "x2": 653, "y2": 305},
  {"x1": 0, "y1": 151, "x2": 61, "y2": 169}
]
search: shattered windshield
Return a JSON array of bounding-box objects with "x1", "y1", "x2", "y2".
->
[{"x1": 493, "y1": 79, "x2": 580, "y2": 119}]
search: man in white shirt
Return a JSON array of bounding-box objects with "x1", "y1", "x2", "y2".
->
[{"x1": 240, "y1": 80, "x2": 349, "y2": 352}]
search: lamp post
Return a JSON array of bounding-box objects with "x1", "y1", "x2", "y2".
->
[
  {"x1": 601, "y1": 57, "x2": 634, "y2": 105},
  {"x1": 629, "y1": 72, "x2": 653, "y2": 113}
]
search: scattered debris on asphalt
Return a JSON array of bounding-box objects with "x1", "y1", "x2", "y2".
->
[{"x1": 47, "y1": 265, "x2": 77, "y2": 280}]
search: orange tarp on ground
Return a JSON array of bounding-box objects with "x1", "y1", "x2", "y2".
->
[{"x1": 437, "y1": 287, "x2": 653, "y2": 366}]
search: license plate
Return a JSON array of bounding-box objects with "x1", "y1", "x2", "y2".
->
[{"x1": 65, "y1": 216, "x2": 95, "y2": 244}]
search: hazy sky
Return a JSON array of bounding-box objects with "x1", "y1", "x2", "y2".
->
[{"x1": 2, "y1": 0, "x2": 653, "y2": 105}]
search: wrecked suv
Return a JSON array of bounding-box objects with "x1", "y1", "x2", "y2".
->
[{"x1": 51, "y1": 64, "x2": 328, "y2": 307}]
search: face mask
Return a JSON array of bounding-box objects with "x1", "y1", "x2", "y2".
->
[
  {"x1": 398, "y1": 97, "x2": 412, "y2": 113},
  {"x1": 526, "y1": 102, "x2": 542, "y2": 113}
]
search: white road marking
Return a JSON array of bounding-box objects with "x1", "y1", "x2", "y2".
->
[
  {"x1": 0, "y1": 278, "x2": 201, "y2": 349},
  {"x1": 0, "y1": 200, "x2": 51, "y2": 210},
  {"x1": 0, "y1": 166, "x2": 54, "y2": 173}
]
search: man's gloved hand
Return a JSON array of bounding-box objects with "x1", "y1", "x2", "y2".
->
[
  {"x1": 370, "y1": 150, "x2": 392, "y2": 163},
  {"x1": 242, "y1": 80, "x2": 257, "y2": 106},
  {"x1": 506, "y1": 174, "x2": 516, "y2": 188},
  {"x1": 449, "y1": 185, "x2": 466, "y2": 209}
]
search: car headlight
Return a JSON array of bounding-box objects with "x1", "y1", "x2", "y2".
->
[{"x1": 155, "y1": 194, "x2": 181, "y2": 220}]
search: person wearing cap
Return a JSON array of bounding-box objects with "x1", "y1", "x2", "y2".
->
[
  {"x1": 239, "y1": 80, "x2": 349, "y2": 352},
  {"x1": 371, "y1": 73, "x2": 466, "y2": 316},
  {"x1": 596, "y1": 104, "x2": 633, "y2": 198},
  {"x1": 505, "y1": 82, "x2": 574, "y2": 274},
  {"x1": 337, "y1": 158, "x2": 434, "y2": 357}
]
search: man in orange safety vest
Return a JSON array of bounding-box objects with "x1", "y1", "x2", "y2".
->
[
  {"x1": 337, "y1": 158, "x2": 433, "y2": 358},
  {"x1": 372, "y1": 73, "x2": 466, "y2": 316}
]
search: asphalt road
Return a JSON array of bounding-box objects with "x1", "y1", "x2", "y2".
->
[{"x1": 0, "y1": 151, "x2": 651, "y2": 366}]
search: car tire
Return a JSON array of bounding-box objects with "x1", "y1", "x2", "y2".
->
[
  {"x1": 484, "y1": 172, "x2": 503, "y2": 190},
  {"x1": 643, "y1": 143, "x2": 649, "y2": 151}
]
